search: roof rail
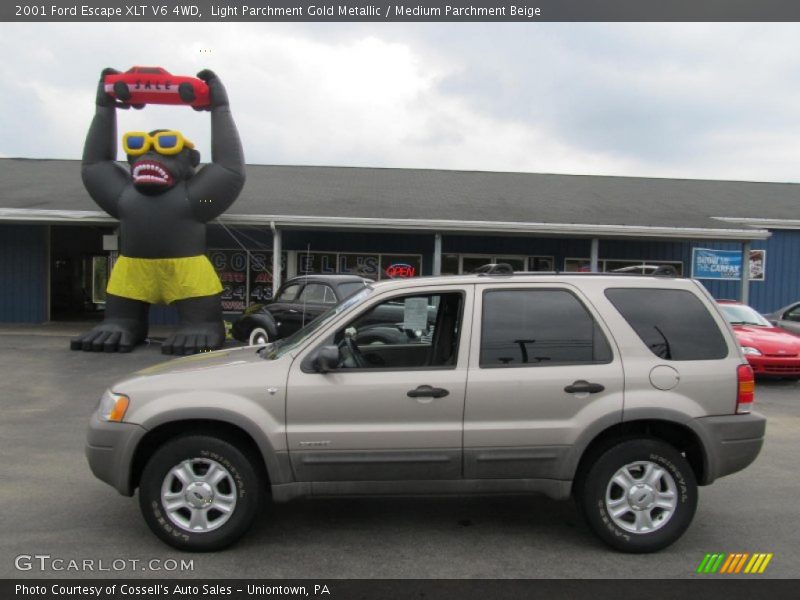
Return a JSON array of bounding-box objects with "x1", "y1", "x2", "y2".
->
[
  {"x1": 467, "y1": 263, "x2": 682, "y2": 278},
  {"x1": 472, "y1": 263, "x2": 515, "y2": 275}
]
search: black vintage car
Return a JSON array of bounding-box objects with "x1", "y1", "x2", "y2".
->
[{"x1": 232, "y1": 275, "x2": 371, "y2": 345}]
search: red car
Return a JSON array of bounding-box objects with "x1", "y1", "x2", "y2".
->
[
  {"x1": 104, "y1": 66, "x2": 210, "y2": 108},
  {"x1": 717, "y1": 300, "x2": 800, "y2": 378}
]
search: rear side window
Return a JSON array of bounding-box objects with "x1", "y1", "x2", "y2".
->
[
  {"x1": 480, "y1": 289, "x2": 612, "y2": 368},
  {"x1": 605, "y1": 288, "x2": 728, "y2": 360},
  {"x1": 338, "y1": 281, "x2": 367, "y2": 299}
]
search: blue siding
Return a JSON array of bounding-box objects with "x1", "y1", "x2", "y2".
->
[
  {"x1": 757, "y1": 230, "x2": 800, "y2": 313},
  {"x1": 686, "y1": 235, "x2": 800, "y2": 313},
  {"x1": 0, "y1": 224, "x2": 48, "y2": 323}
]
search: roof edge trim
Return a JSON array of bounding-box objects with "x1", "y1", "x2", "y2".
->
[
  {"x1": 712, "y1": 217, "x2": 800, "y2": 231},
  {"x1": 0, "y1": 208, "x2": 771, "y2": 240}
]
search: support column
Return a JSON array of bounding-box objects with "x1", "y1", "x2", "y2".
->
[
  {"x1": 271, "y1": 222, "x2": 282, "y2": 298},
  {"x1": 433, "y1": 233, "x2": 442, "y2": 276},
  {"x1": 741, "y1": 241, "x2": 750, "y2": 305},
  {"x1": 590, "y1": 238, "x2": 600, "y2": 273}
]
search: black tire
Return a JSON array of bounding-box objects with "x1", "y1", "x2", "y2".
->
[
  {"x1": 578, "y1": 438, "x2": 697, "y2": 553},
  {"x1": 178, "y1": 82, "x2": 196, "y2": 103},
  {"x1": 139, "y1": 435, "x2": 262, "y2": 551},
  {"x1": 113, "y1": 81, "x2": 130, "y2": 101}
]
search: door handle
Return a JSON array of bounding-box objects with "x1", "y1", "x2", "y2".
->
[
  {"x1": 564, "y1": 380, "x2": 605, "y2": 394},
  {"x1": 407, "y1": 385, "x2": 449, "y2": 399}
]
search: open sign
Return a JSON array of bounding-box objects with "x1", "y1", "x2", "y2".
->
[{"x1": 385, "y1": 263, "x2": 416, "y2": 278}]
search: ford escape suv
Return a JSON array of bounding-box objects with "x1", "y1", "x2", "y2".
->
[{"x1": 86, "y1": 273, "x2": 765, "y2": 553}]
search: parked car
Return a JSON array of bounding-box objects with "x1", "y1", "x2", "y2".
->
[
  {"x1": 87, "y1": 273, "x2": 765, "y2": 553},
  {"x1": 763, "y1": 301, "x2": 800, "y2": 335},
  {"x1": 232, "y1": 275, "x2": 371, "y2": 345},
  {"x1": 717, "y1": 300, "x2": 800, "y2": 378}
]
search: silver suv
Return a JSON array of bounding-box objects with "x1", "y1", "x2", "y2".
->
[{"x1": 86, "y1": 273, "x2": 765, "y2": 553}]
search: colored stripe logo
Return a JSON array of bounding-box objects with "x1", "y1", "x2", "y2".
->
[{"x1": 696, "y1": 552, "x2": 773, "y2": 574}]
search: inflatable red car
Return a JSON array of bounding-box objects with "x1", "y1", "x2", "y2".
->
[{"x1": 104, "y1": 67, "x2": 210, "y2": 108}]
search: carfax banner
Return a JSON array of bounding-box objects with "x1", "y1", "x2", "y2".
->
[{"x1": 691, "y1": 248, "x2": 767, "y2": 281}]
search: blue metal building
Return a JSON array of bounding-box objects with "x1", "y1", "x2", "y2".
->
[{"x1": 1, "y1": 159, "x2": 798, "y2": 323}]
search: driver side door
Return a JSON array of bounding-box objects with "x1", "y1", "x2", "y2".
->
[{"x1": 286, "y1": 285, "x2": 473, "y2": 482}]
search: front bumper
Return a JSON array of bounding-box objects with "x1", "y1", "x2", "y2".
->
[
  {"x1": 746, "y1": 355, "x2": 800, "y2": 377},
  {"x1": 85, "y1": 411, "x2": 147, "y2": 496},
  {"x1": 689, "y1": 412, "x2": 766, "y2": 485}
]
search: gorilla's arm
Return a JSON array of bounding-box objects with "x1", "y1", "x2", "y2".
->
[
  {"x1": 81, "y1": 68, "x2": 129, "y2": 219},
  {"x1": 188, "y1": 70, "x2": 246, "y2": 222}
]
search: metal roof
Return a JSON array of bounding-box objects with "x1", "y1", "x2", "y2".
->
[{"x1": 1, "y1": 158, "x2": 796, "y2": 240}]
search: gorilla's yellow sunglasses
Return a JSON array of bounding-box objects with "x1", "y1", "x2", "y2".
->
[{"x1": 122, "y1": 131, "x2": 195, "y2": 157}]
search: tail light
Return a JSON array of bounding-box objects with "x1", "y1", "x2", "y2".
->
[{"x1": 737, "y1": 364, "x2": 755, "y2": 414}]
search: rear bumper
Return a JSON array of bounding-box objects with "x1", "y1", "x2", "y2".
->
[
  {"x1": 689, "y1": 412, "x2": 766, "y2": 485},
  {"x1": 85, "y1": 411, "x2": 147, "y2": 496}
]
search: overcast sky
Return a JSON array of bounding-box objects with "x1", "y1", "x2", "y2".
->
[{"x1": 2, "y1": 22, "x2": 800, "y2": 183}]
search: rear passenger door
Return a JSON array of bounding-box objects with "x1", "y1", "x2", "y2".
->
[{"x1": 464, "y1": 284, "x2": 624, "y2": 480}]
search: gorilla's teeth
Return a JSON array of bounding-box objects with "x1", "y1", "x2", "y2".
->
[{"x1": 133, "y1": 161, "x2": 170, "y2": 184}]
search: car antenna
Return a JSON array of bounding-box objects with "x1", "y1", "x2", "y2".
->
[{"x1": 301, "y1": 243, "x2": 311, "y2": 329}]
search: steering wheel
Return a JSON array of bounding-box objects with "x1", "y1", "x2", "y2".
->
[{"x1": 344, "y1": 335, "x2": 369, "y2": 369}]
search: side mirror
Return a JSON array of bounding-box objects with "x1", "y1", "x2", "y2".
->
[{"x1": 310, "y1": 345, "x2": 340, "y2": 373}]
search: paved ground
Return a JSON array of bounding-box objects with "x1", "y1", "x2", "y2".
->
[{"x1": 1, "y1": 325, "x2": 798, "y2": 579}]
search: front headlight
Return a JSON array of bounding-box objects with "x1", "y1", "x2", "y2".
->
[
  {"x1": 742, "y1": 346, "x2": 762, "y2": 356},
  {"x1": 97, "y1": 389, "x2": 130, "y2": 422}
]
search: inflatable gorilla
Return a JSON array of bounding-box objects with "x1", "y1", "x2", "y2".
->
[{"x1": 70, "y1": 68, "x2": 245, "y2": 354}]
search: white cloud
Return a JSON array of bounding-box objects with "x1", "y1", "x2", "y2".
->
[{"x1": 1, "y1": 22, "x2": 799, "y2": 182}]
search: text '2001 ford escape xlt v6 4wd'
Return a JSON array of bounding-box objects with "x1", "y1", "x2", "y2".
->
[{"x1": 86, "y1": 272, "x2": 765, "y2": 553}]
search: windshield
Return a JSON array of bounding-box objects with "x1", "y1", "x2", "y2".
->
[
  {"x1": 259, "y1": 287, "x2": 373, "y2": 360},
  {"x1": 719, "y1": 304, "x2": 771, "y2": 327}
]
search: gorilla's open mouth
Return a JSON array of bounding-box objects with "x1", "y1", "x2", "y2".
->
[{"x1": 132, "y1": 160, "x2": 174, "y2": 187}]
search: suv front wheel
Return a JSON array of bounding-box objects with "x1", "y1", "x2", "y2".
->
[
  {"x1": 579, "y1": 438, "x2": 698, "y2": 553},
  {"x1": 139, "y1": 435, "x2": 262, "y2": 551}
]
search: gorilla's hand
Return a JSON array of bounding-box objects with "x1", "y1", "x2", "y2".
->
[
  {"x1": 196, "y1": 69, "x2": 230, "y2": 110},
  {"x1": 96, "y1": 67, "x2": 131, "y2": 110}
]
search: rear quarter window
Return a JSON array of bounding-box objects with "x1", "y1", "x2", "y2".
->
[{"x1": 605, "y1": 288, "x2": 728, "y2": 360}]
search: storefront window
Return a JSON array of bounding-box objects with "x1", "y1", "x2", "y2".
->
[
  {"x1": 528, "y1": 256, "x2": 554, "y2": 271},
  {"x1": 209, "y1": 249, "x2": 287, "y2": 311},
  {"x1": 297, "y1": 251, "x2": 422, "y2": 281}
]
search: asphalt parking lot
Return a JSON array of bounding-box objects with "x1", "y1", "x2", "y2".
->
[{"x1": 1, "y1": 325, "x2": 798, "y2": 579}]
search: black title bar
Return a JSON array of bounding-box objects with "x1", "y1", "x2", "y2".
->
[{"x1": 5, "y1": 0, "x2": 800, "y2": 22}]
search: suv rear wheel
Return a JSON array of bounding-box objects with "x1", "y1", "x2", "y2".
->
[
  {"x1": 579, "y1": 438, "x2": 697, "y2": 553},
  {"x1": 139, "y1": 435, "x2": 262, "y2": 551}
]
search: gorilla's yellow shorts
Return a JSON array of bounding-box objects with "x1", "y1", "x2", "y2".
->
[{"x1": 107, "y1": 255, "x2": 223, "y2": 305}]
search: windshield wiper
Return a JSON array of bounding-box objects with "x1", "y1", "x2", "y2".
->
[{"x1": 650, "y1": 325, "x2": 672, "y2": 359}]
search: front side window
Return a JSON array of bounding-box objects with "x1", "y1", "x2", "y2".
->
[
  {"x1": 605, "y1": 288, "x2": 728, "y2": 360},
  {"x1": 480, "y1": 289, "x2": 612, "y2": 367},
  {"x1": 334, "y1": 292, "x2": 464, "y2": 370},
  {"x1": 276, "y1": 283, "x2": 301, "y2": 302}
]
